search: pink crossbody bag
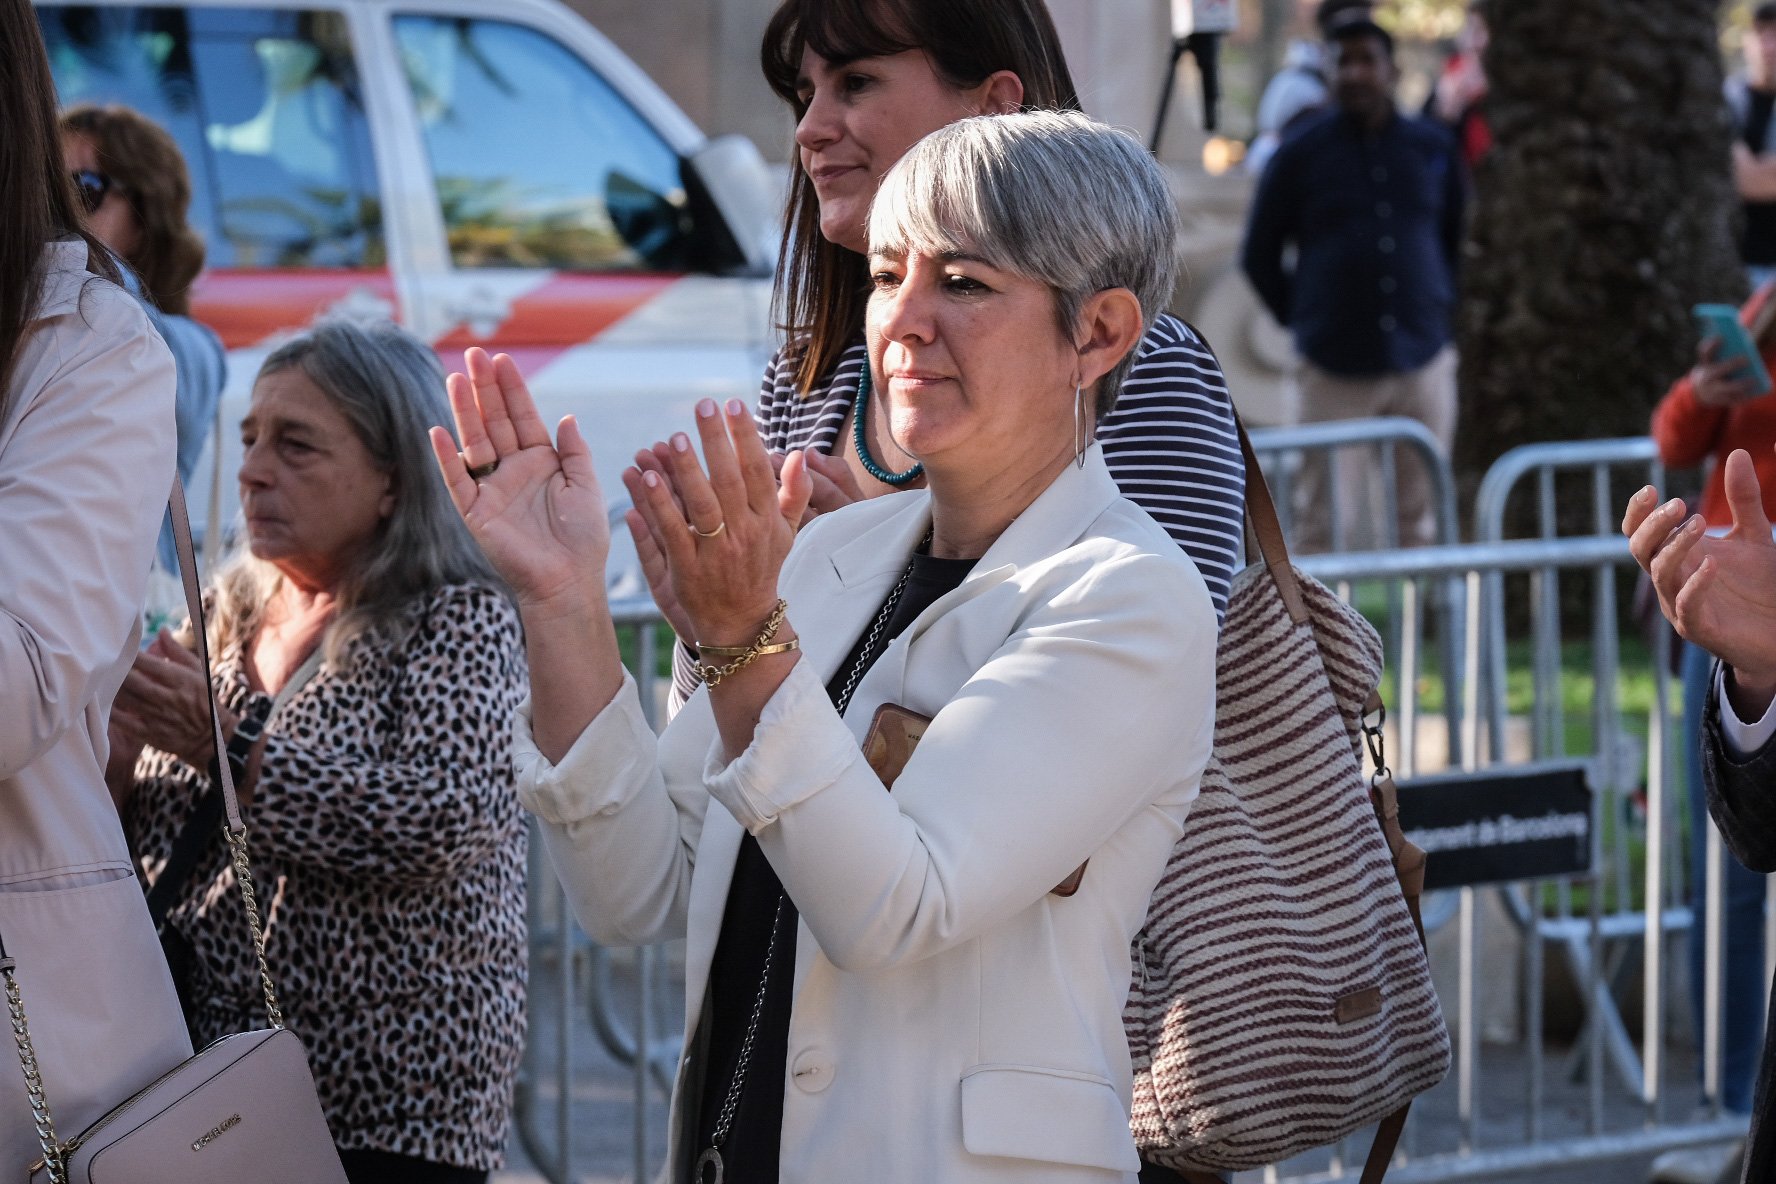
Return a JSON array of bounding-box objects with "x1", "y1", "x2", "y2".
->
[{"x1": 1, "y1": 480, "x2": 346, "y2": 1184}]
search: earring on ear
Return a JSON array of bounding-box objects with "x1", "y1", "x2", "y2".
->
[{"x1": 1073, "y1": 380, "x2": 1090, "y2": 469}]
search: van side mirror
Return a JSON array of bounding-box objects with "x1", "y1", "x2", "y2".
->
[{"x1": 683, "y1": 134, "x2": 780, "y2": 277}]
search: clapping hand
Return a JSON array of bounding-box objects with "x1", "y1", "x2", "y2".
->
[
  {"x1": 622, "y1": 399, "x2": 812, "y2": 648},
  {"x1": 432, "y1": 348, "x2": 610, "y2": 610},
  {"x1": 1623, "y1": 447, "x2": 1776, "y2": 715},
  {"x1": 113, "y1": 629, "x2": 226, "y2": 771},
  {"x1": 626, "y1": 436, "x2": 870, "y2": 647}
]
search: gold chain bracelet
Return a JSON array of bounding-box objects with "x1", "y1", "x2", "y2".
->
[{"x1": 697, "y1": 600, "x2": 798, "y2": 687}]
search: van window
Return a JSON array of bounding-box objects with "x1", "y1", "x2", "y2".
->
[
  {"x1": 393, "y1": 15, "x2": 691, "y2": 273},
  {"x1": 40, "y1": 6, "x2": 384, "y2": 270}
]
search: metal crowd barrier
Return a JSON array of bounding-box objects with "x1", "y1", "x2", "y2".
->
[{"x1": 1260, "y1": 534, "x2": 1751, "y2": 1178}]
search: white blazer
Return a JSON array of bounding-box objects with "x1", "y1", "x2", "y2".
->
[
  {"x1": 517, "y1": 448, "x2": 1217, "y2": 1182},
  {"x1": 0, "y1": 242, "x2": 187, "y2": 1171}
]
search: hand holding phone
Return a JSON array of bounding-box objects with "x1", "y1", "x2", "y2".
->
[{"x1": 1692, "y1": 303, "x2": 1773, "y2": 404}]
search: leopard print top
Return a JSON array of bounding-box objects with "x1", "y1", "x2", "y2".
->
[{"x1": 126, "y1": 582, "x2": 528, "y2": 1171}]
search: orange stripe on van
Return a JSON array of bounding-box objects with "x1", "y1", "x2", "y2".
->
[
  {"x1": 192, "y1": 270, "x2": 400, "y2": 351},
  {"x1": 432, "y1": 273, "x2": 677, "y2": 349}
]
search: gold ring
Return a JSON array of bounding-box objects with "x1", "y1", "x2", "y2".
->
[
  {"x1": 689, "y1": 520, "x2": 727, "y2": 539},
  {"x1": 464, "y1": 456, "x2": 499, "y2": 480}
]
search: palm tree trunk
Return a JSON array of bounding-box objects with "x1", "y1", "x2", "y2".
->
[{"x1": 1456, "y1": 0, "x2": 1742, "y2": 486}]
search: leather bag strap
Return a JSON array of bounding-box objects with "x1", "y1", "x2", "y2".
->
[
  {"x1": 1234, "y1": 415, "x2": 1310, "y2": 626},
  {"x1": 166, "y1": 479, "x2": 287, "y2": 1028},
  {"x1": 1231, "y1": 411, "x2": 1416, "y2": 1183},
  {"x1": 168, "y1": 478, "x2": 242, "y2": 831}
]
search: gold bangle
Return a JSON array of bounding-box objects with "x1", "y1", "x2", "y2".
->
[
  {"x1": 698, "y1": 600, "x2": 794, "y2": 687},
  {"x1": 698, "y1": 639, "x2": 799, "y2": 659}
]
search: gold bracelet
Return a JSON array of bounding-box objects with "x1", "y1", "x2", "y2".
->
[{"x1": 697, "y1": 600, "x2": 796, "y2": 687}]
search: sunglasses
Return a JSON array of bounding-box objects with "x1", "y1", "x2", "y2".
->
[{"x1": 71, "y1": 169, "x2": 118, "y2": 215}]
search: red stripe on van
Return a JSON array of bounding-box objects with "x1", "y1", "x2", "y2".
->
[
  {"x1": 431, "y1": 273, "x2": 678, "y2": 358},
  {"x1": 191, "y1": 270, "x2": 400, "y2": 350}
]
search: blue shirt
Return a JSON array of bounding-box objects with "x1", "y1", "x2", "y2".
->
[
  {"x1": 1241, "y1": 106, "x2": 1466, "y2": 378},
  {"x1": 120, "y1": 268, "x2": 227, "y2": 573}
]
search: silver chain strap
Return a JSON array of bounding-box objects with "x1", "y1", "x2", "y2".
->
[
  {"x1": 706, "y1": 895, "x2": 785, "y2": 1149},
  {"x1": 694, "y1": 546, "x2": 922, "y2": 1182},
  {"x1": 4, "y1": 958, "x2": 67, "y2": 1184},
  {"x1": 227, "y1": 827, "x2": 285, "y2": 1029},
  {"x1": 833, "y1": 559, "x2": 915, "y2": 717}
]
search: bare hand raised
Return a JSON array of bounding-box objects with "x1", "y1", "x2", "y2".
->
[
  {"x1": 624, "y1": 399, "x2": 812, "y2": 646},
  {"x1": 1623, "y1": 448, "x2": 1776, "y2": 714},
  {"x1": 432, "y1": 348, "x2": 610, "y2": 610}
]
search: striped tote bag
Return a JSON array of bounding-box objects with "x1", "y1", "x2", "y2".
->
[{"x1": 1125, "y1": 424, "x2": 1450, "y2": 1182}]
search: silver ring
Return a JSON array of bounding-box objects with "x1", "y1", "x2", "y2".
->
[
  {"x1": 464, "y1": 455, "x2": 499, "y2": 480},
  {"x1": 689, "y1": 520, "x2": 727, "y2": 540}
]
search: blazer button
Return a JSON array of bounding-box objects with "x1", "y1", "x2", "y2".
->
[{"x1": 790, "y1": 1048, "x2": 834, "y2": 1093}]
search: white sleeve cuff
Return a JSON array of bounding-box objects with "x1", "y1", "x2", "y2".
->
[
  {"x1": 513, "y1": 670, "x2": 658, "y2": 825},
  {"x1": 1715, "y1": 663, "x2": 1776, "y2": 758},
  {"x1": 701, "y1": 658, "x2": 861, "y2": 834}
]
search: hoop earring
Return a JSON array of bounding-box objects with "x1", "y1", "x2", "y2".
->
[{"x1": 1074, "y1": 381, "x2": 1090, "y2": 468}]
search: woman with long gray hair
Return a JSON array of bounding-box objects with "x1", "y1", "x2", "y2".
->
[
  {"x1": 443, "y1": 110, "x2": 1215, "y2": 1182},
  {"x1": 110, "y1": 320, "x2": 527, "y2": 1184}
]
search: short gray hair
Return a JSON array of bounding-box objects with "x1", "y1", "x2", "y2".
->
[
  {"x1": 868, "y1": 109, "x2": 1180, "y2": 416},
  {"x1": 208, "y1": 319, "x2": 503, "y2": 665}
]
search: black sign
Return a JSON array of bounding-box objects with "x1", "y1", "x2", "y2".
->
[{"x1": 1398, "y1": 762, "x2": 1593, "y2": 890}]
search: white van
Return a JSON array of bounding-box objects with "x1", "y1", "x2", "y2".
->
[{"x1": 38, "y1": 0, "x2": 780, "y2": 586}]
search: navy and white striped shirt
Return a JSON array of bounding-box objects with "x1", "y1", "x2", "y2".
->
[
  {"x1": 670, "y1": 314, "x2": 1246, "y2": 708},
  {"x1": 757, "y1": 313, "x2": 1245, "y2": 617}
]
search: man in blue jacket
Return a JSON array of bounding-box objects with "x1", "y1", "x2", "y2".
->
[{"x1": 1241, "y1": 10, "x2": 1466, "y2": 552}]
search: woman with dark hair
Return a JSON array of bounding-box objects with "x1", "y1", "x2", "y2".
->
[
  {"x1": 656, "y1": 0, "x2": 1246, "y2": 707},
  {"x1": 0, "y1": 0, "x2": 185, "y2": 1168},
  {"x1": 61, "y1": 104, "x2": 226, "y2": 573}
]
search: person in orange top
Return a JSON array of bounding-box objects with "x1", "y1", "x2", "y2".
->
[
  {"x1": 1651, "y1": 282, "x2": 1776, "y2": 1128},
  {"x1": 1655, "y1": 284, "x2": 1776, "y2": 524}
]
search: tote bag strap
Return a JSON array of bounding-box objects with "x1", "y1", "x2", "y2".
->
[
  {"x1": 1229, "y1": 410, "x2": 1416, "y2": 1184},
  {"x1": 1233, "y1": 413, "x2": 1310, "y2": 627}
]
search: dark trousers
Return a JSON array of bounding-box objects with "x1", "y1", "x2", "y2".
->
[{"x1": 339, "y1": 1149, "x2": 487, "y2": 1184}]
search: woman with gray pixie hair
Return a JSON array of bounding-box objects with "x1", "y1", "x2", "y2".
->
[
  {"x1": 112, "y1": 320, "x2": 528, "y2": 1184},
  {"x1": 441, "y1": 109, "x2": 1216, "y2": 1182}
]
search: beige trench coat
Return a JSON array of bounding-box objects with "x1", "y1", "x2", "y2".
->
[{"x1": 0, "y1": 241, "x2": 188, "y2": 1173}]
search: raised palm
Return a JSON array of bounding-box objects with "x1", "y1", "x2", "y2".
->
[{"x1": 431, "y1": 348, "x2": 610, "y2": 607}]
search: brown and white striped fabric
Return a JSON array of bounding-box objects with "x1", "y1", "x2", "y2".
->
[{"x1": 1124, "y1": 478, "x2": 1450, "y2": 1174}]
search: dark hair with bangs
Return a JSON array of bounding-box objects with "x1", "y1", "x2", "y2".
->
[
  {"x1": 760, "y1": 0, "x2": 1081, "y2": 396},
  {"x1": 1, "y1": 0, "x2": 120, "y2": 416}
]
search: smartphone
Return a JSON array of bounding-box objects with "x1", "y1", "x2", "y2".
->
[{"x1": 1692, "y1": 303, "x2": 1773, "y2": 396}]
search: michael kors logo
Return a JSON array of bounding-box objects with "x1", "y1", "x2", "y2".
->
[{"x1": 191, "y1": 1113, "x2": 242, "y2": 1152}]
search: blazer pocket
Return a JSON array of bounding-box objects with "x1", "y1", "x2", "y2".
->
[{"x1": 960, "y1": 1064, "x2": 1140, "y2": 1172}]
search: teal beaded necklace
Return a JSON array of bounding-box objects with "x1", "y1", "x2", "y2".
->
[{"x1": 851, "y1": 365, "x2": 923, "y2": 485}]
